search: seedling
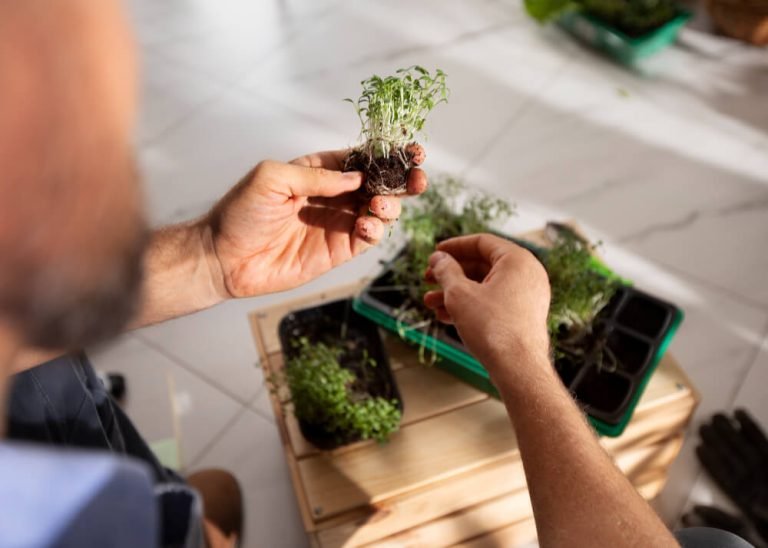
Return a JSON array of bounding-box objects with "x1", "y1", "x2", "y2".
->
[
  {"x1": 276, "y1": 338, "x2": 401, "y2": 444},
  {"x1": 344, "y1": 66, "x2": 448, "y2": 196},
  {"x1": 392, "y1": 177, "x2": 513, "y2": 303},
  {"x1": 544, "y1": 233, "x2": 620, "y2": 367},
  {"x1": 367, "y1": 177, "x2": 513, "y2": 363}
]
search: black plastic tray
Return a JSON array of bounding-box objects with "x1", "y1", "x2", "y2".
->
[
  {"x1": 355, "y1": 258, "x2": 683, "y2": 436},
  {"x1": 278, "y1": 298, "x2": 403, "y2": 450}
]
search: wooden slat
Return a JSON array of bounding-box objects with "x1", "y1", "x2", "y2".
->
[
  {"x1": 298, "y1": 353, "x2": 695, "y2": 521},
  {"x1": 454, "y1": 472, "x2": 670, "y2": 548},
  {"x1": 368, "y1": 484, "x2": 533, "y2": 548},
  {"x1": 452, "y1": 516, "x2": 538, "y2": 548},
  {"x1": 301, "y1": 398, "x2": 514, "y2": 520},
  {"x1": 259, "y1": 309, "x2": 694, "y2": 537},
  {"x1": 316, "y1": 456, "x2": 527, "y2": 547},
  {"x1": 397, "y1": 364, "x2": 488, "y2": 423},
  {"x1": 315, "y1": 399, "x2": 693, "y2": 547},
  {"x1": 367, "y1": 436, "x2": 682, "y2": 548}
]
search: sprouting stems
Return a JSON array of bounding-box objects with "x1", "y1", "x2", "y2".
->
[{"x1": 346, "y1": 66, "x2": 448, "y2": 160}]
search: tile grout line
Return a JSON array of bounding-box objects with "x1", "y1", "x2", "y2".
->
[
  {"x1": 246, "y1": 381, "x2": 277, "y2": 423},
  {"x1": 185, "y1": 403, "x2": 250, "y2": 471},
  {"x1": 187, "y1": 393, "x2": 274, "y2": 470},
  {"x1": 133, "y1": 332, "x2": 262, "y2": 406},
  {"x1": 458, "y1": 51, "x2": 579, "y2": 179}
]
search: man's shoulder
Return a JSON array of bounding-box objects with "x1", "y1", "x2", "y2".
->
[{"x1": 0, "y1": 442, "x2": 158, "y2": 548}]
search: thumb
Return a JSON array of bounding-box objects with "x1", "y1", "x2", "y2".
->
[
  {"x1": 429, "y1": 251, "x2": 469, "y2": 291},
  {"x1": 271, "y1": 161, "x2": 362, "y2": 198}
]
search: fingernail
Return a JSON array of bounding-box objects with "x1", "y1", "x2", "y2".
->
[{"x1": 429, "y1": 251, "x2": 447, "y2": 267}]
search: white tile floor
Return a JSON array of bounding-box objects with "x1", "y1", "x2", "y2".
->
[{"x1": 87, "y1": 1, "x2": 768, "y2": 546}]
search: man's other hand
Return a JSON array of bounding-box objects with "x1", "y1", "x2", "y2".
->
[
  {"x1": 423, "y1": 234, "x2": 551, "y2": 376},
  {"x1": 202, "y1": 150, "x2": 427, "y2": 298}
]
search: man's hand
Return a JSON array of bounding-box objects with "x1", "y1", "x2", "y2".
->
[
  {"x1": 422, "y1": 233, "x2": 551, "y2": 377},
  {"x1": 423, "y1": 234, "x2": 679, "y2": 548},
  {"x1": 203, "y1": 150, "x2": 427, "y2": 299}
]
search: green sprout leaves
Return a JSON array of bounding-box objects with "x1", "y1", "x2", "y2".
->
[
  {"x1": 281, "y1": 338, "x2": 401, "y2": 444},
  {"x1": 544, "y1": 234, "x2": 619, "y2": 356},
  {"x1": 346, "y1": 66, "x2": 448, "y2": 159},
  {"x1": 392, "y1": 176, "x2": 514, "y2": 306}
]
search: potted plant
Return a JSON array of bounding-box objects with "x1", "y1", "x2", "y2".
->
[
  {"x1": 354, "y1": 181, "x2": 684, "y2": 436},
  {"x1": 275, "y1": 299, "x2": 402, "y2": 450},
  {"x1": 524, "y1": 0, "x2": 691, "y2": 64},
  {"x1": 344, "y1": 66, "x2": 447, "y2": 197}
]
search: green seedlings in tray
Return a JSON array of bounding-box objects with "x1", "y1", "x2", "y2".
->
[
  {"x1": 392, "y1": 176, "x2": 514, "y2": 306},
  {"x1": 524, "y1": 0, "x2": 677, "y2": 37},
  {"x1": 544, "y1": 231, "x2": 620, "y2": 369},
  {"x1": 546, "y1": 234, "x2": 617, "y2": 337},
  {"x1": 280, "y1": 338, "x2": 401, "y2": 444},
  {"x1": 344, "y1": 66, "x2": 448, "y2": 196},
  {"x1": 375, "y1": 177, "x2": 513, "y2": 363}
]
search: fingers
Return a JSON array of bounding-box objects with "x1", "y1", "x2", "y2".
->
[
  {"x1": 369, "y1": 196, "x2": 401, "y2": 221},
  {"x1": 429, "y1": 251, "x2": 470, "y2": 291},
  {"x1": 424, "y1": 291, "x2": 454, "y2": 324},
  {"x1": 355, "y1": 216, "x2": 384, "y2": 244},
  {"x1": 407, "y1": 168, "x2": 428, "y2": 195},
  {"x1": 290, "y1": 149, "x2": 349, "y2": 171},
  {"x1": 711, "y1": 414, "x2": 761, "y2": 470},
  {"x1": 286, "y1": 149, "x2": 429, "y2": 197},
  {"x1": 435, "y1": 307, "x2": 454, "y2": 324},
  {"x1": 735, "y1": 409, "x2": 768, "y2": 460},
  {"x1": 260, "y1": 160, "x2": 362, "y2": 198},
  {"x1": 307, "y1": 194, "x2": 358, "y2": 213},
  {"x1": 436, "y1": 233, "x2": 512, "y2": 265},
  {"x1": 423, "y1": 290, "x2": 444, "y2": 310},
  {"x1": 425, "y1": 260, "x2": 490, "y2": 284},
  {"x1": 405, "y1": 143, "x2": 426, "y2": 166}
]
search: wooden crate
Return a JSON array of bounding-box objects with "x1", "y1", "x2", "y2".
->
[{"x1": 249, "y1": 282, "x2": 698, "y2": 547}]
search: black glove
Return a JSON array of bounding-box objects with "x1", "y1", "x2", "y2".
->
[{"x1": 697, "y1": 409, "x2": 768, "y2": 544}]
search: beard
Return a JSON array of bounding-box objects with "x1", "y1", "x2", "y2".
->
[{"x1": 9, "y1": 226, "x2": 148, "y2": 350}]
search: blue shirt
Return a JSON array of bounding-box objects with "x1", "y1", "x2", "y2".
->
[{"x1": 0, "y1": 442, "x2": 158, "y2": 548}]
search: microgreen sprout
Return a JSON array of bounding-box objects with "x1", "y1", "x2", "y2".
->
[
  {"x1": 346, "y1": 66, "x2": 448, "y2": 162},
  {"x1": 277, "y1": 338, "x2": 401, "y2": 444}
]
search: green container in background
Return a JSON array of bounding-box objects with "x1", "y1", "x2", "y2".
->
[{"x1": 558, "y1": 9, "x2": 691, "y2": 65}]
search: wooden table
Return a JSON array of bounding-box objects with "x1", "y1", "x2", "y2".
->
[{"x1": 249, "y1": 281, "x2": 699, "y2": 547}]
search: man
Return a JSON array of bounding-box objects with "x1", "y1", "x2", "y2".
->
[
  {"x1": 0, "y1": 2, "x2": 744, "y2": 548},
  {"x1": 0, "y1": 1, "x2": 422, "y2": 546}
]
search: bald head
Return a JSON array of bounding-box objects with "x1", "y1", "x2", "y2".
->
[{"x1": 0, "y1": 1, "x2": 147, "y2": 349}]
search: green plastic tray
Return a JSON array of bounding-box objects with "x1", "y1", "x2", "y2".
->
[
  {"x1": 557, "y1": 9, "x2": 691, "y2": 65},
  {"x1": 353, "y1": 239, "x2": 685, "y2": 437}
]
